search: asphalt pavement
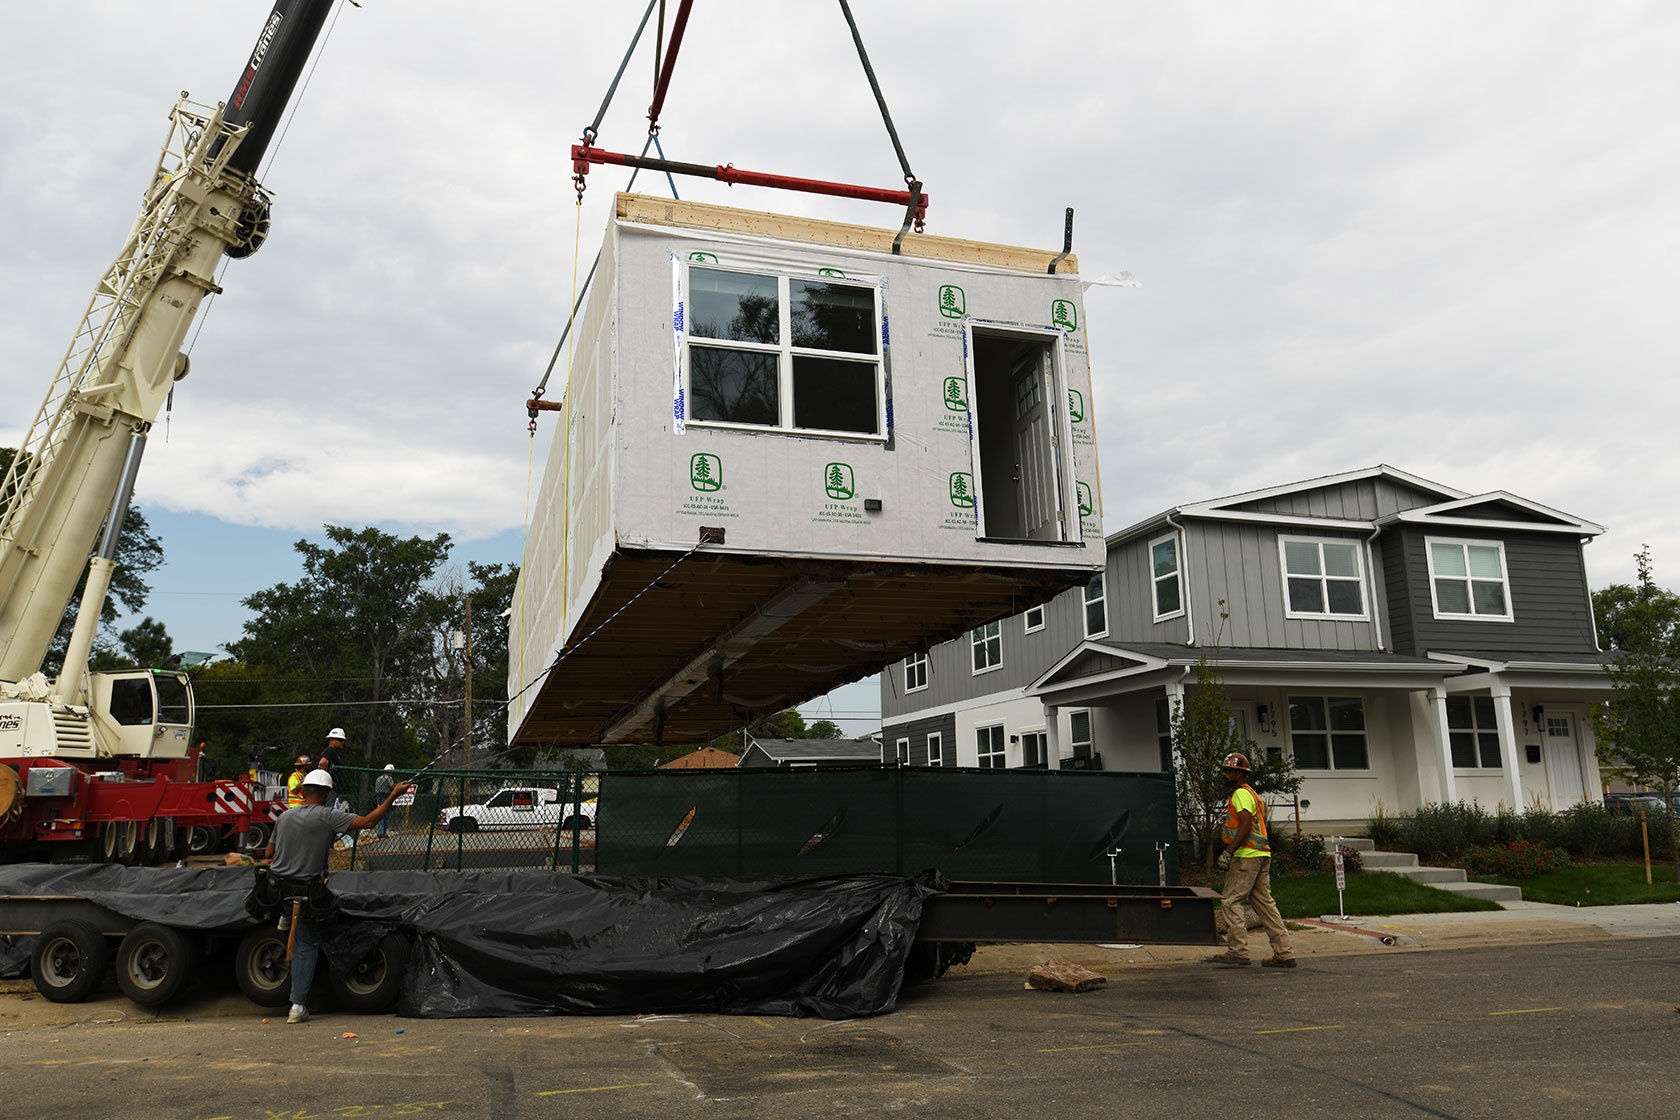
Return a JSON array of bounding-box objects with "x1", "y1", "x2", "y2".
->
[{"x1": 4, "y1": 904, "x2": 1679, "y2": 1119}]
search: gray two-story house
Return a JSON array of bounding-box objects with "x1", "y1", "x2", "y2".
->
[{"x1": 880, "y1": 465, "x2": 1612, "y2": 828}]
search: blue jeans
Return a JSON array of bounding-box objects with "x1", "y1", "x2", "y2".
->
[{"x1": 290, "y1": 917, "x2": 320, "y2": 1007}]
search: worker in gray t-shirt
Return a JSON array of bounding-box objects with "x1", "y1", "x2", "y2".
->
[{"x1": 262, "y1": 767, "x2": 410, "y2": 1024}]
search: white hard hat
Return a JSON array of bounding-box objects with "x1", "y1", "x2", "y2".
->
[
  {"x1": 326, "y1": 727, "x2": 346, "y2": 740},
  {"x1": 383, "y1": 764, "x2": 395, "y2": 771},
  {"x1": 300, "y1": 769, "x2": 334, "y2": 791}
]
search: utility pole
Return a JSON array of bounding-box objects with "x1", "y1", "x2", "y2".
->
[{"x1": 463, "y1": 594, "x2": 473, "y2": 770}]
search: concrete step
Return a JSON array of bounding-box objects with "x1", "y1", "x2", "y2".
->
[
  {"x1": 1387, "y1": 865, "x2": 1468, "y2": 885},
  {"x1": 1358, "y1": 851, "x2": 1419, "y2": 869},
  {"x1": 1336, "y1": 837, "x2": 1375, "y2": 852},
  {"x1": 1433, "y1": 880, "x2": 1524, "y2": 903}
]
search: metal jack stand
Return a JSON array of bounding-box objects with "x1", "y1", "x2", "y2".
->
[
  {"x1": 1155, "y1": 842, "x2": 1172, "y2": 888},
  {"x1": 1106, "y1": 846, "x2": 1123, "y2": 886}
]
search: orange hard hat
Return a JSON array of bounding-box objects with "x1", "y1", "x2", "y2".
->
[{"x1": 1220, "y1": 752, "x2": 1251, "y2": 772}]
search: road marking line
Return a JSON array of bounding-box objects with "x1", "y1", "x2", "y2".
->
[
  {"x1": 536, "y1": 1082, "x2": 658, "y2": 1096},
  {"x1": 1488, "y1": 1007, "x2": 1562, "y2": 1016},
  {"x1": 1037, "y1": 1042, "x2": 1145, "y2": 1052},
  {"x1": 1255, "y1": 1025, "x2": 1344, "y2": 1035}
]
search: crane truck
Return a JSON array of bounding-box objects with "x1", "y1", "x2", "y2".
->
[{"x1": 0, "y1": 1, "x2": 338, "y2": 865}]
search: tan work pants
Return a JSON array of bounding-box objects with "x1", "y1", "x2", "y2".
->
[{"x1": 1221, "y1": 856, "x2": 1293, "y2": 961}]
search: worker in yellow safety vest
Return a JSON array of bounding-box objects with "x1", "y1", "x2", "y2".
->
[
  {"x1": 1206, "y1": 752, "x2": 1296, "y2": 968},
  {"x1": 285, "y1": 756, "x2": 312, "y2": 810}
]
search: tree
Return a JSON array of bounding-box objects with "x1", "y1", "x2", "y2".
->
[
  {"x1": 1593, "y1": 579, "x2": 1680, "y2": 656},
  {"x1": 1170, "y1": 655, "x2": 1302, "y2": 872},
  {"x1": 805, "y1": 719, "x2": 844, "y2": 740},
  {"x1": 218, "y1": 524, "x2": 452, "y2": 769},
  {"x1": 1592, "y1": 547, "x2": 1680, "y2": 882},
  {"x1": 1, "y1": 446, "x2": 165, "y2": 676},
  {"x1": 90, "y1": 615, "x2": 174, "y2": 670},
  {"x1": 413, "y1": 560, "x2": 520, "y2": 766}
]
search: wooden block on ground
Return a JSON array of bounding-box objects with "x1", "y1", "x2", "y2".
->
[{"x1": 1025, "y1": 959, "x2": 1108, "y2": 993}]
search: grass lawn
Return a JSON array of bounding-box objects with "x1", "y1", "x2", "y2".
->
[
  {"x1": 1479, "y1": 863, "x2": 1680, "y2": 906},
  {"x1": 1253, "y1": 870, "x2": 1502, "y2": 919}
]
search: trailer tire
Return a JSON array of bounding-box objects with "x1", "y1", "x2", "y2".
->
[
  {"x1": 328, "y1": 931, "x2": 410, "y2": 1013},
  {"x1": 235, "y1": 927, "x2": 293, "y2": 1008},
  {"x1": 31, "y1": 920, "x2": 110, "y2": 1003},
  {"x1": 115, "y1": 922, "x2": 196, "y2": 1007},
  {"x1": 185, "y1": 826, "x2": 218, "y2": 857}
]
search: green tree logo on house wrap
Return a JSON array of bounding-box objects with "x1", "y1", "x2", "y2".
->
[
  {"x1": 1077, "y1": 481, "x2": 1094, "y2": 518},
  {"x1": 949, "y1": 472, "x2": 975, "y2": 508},
  {"x1": 1051, "y1": 299, "x2": 1078, "y2": 331},
  {"x1": 825, "y1": 462, "x2": 855, "y2": 500},
  {"x1": 1067, "y1": 388, "x2": 1085, "y2": 422},
  {"x1": 943, "y1": 376, "x2": 969, "y2": 412},
  {"x1": 688, "y1": 252, "x2": 719, "y2": 264},
  {"x1": 938, "y1": 284, "x2": 966, "y2": 319},
  {"x1": 818, "y1": 267, "x2": 847, "y2": 279},
  {"x1": 690, "y1": 453, "x2": 722, "y2": 492}
]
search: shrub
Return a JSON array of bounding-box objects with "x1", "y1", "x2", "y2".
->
[
  {"x1": 1366, "y1": 804, "x2": 1405, "y2": 849},
  {"x1": 1403, "y1": 801, "x2": 1496, "y2": 861},
  {"x1": 1273, "y1": 831, "x2": 1327, "y2": 874},
  {"x1": 1337, "y1": 844, "x2": 1364, "y2": 873},
  {"x1": 1465, "y1": 840, "x2": 1571, "y2": 879},
  {"x1": 1557, "y1": 803, "x2": 1632, "y2": 859},
  {"x1": 1515, "y1": 805, "x2": 1566, "y2": 849}
]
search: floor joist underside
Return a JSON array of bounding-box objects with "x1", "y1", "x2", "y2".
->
[{"x1": 511, "y1": 549, "x2": 1090, "y2": 746}]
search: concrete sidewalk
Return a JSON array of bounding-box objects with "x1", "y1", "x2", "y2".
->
[{"x1": 957, "y1": 897, "x2": 1680, "y2": 976}]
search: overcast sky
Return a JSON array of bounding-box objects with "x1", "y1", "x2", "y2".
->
[{"x1": 4, "y1": 2, "x2": 1677, "y2": 736}]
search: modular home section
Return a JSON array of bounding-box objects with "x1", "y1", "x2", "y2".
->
[{"x1": 509, "y1": 194, "x2": 1105, "y2": 747}]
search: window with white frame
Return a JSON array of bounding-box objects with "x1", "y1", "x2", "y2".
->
[
  {"x1": 894, "y1": 737, "x2": 909, "y2": 764},
  {"x1": 1150, "y1": 533, "x2": 1183, "y2": 620},
  {"x1": 1445, "y1": 696, "x2": 1503, "y2": 768},
  {"x1": 976, "y1": 724, "x2": 1006, "y2": 769},
  {"x1": 904, "y1": 650, "x2": 928, "y2": 693},
  {"x1": 1287, "y1": 695, "x2": 1369, "y2": 770},
  {"x1": 1069, "y1": 709, "x2": 1093, "y2": 759},
  {"x1": 926, "y1": 731, "x2": 944, "y2": 766},
  {"x1": 1024, "y1": 605, "x2": 1045, "y2": 633},
  {"x1": 1020, "y1": 729, "x2": 1047, "y2": 768},
  {"x1": 1084, "y1": 572, "x2": 1107, "y2": 637},
  {"x1": 971, "y1": 621, "x2": 1002, "y2": 673},
  {"x1": 1427, "y1": 538, "x2": 1512, "y2": 620},
  {"x1": 1281, "y1": 537, "x2": 1367, "y2": 618},
  {"x1": 685, "y1": 266, "x2": 884, "y2": 437}
]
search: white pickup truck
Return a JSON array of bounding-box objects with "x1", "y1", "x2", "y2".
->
[{"x1": 437, "y1": 787, "x2": 597, "y2": 833}]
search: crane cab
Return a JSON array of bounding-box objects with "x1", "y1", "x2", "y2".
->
[{"x1": 89, "y1": 669, "x2": 194, "y2": 759}]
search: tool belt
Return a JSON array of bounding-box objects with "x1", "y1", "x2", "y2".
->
[{"x1": 246, "y1": 866, "x2": 342, "y2": 925}]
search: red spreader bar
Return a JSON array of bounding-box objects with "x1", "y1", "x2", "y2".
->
[{"x1": 571, "y1": 143, "x2": 928, "y2": 229}]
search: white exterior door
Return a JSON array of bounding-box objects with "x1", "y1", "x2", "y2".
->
[
  {"x1": 1010, "y1": 349, "x2": 1060, "y2": 542},
  {"x1": 1543, "y1": 712, "x2": 1589, "y2": 807}
]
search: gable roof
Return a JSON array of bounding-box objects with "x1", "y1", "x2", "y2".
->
[
  {"x1": 739, "y1": 738, "x2": 881, "y2": 766},
  {"x1": 1377, "y1": 492, "x2": 1605, "y2": 537},
  {"x1": 1109, "y1": 465, "x2": 1465, "y2": 543}
]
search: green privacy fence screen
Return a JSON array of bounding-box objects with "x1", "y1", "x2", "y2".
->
[{"x1": 330, "y1": 764, "x2": 1179, "y2": 885}]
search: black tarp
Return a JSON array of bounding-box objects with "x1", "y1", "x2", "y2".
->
[
  {"x1": 0, "y1": 933, "x2": 31, "y2": 979},
  {"x1": 0, "y1": 865, "x2": 939, "y2": 1018}
]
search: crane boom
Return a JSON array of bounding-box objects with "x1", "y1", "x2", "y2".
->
[{"x1": 0, "y1": 1, "x2": 333, "y2": 690}]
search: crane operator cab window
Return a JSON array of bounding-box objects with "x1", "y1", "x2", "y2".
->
[
  {"x1": 108, "y1": 678, "x2": 154, "y2": 726},
  {"x1": 154, "y1": 673, "x2": 191, "y2": 727}
]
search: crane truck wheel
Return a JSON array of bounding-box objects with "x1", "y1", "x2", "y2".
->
[
  {"x1": 99, "y1": 823, "x2": 120, "y2": 863},
  {"x1": 185, "y1": 826, "x2": 218, "y2": 857},
  {"x1": 234, "y1": 927, "x2": 292, "y2": 1008},
  {"x1": 140, "y1": 818, "x2": 168, "y2": 866},
  {"x1": 114, "y1": 922, "x2": 196, "y2": 1007},
  {"x1": 113, "y1": 819, "x2": 141, "y2": 866},
  {"x1": 30, "y1": 920, "x2": 111, "y2": 1004},
  {"x1": 328, "y1": 931, "x2": 410, "y2": 1013}
]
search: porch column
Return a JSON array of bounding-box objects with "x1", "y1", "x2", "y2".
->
[
  {"x1": 1491, "y1": 684, "x2": 1524, "y2": 809},
  {"x1": 1044, "y1": 705, "x2": 1062, "y2": 771},
  {"x1": 1163, "y1": 675, "x2": 1186, "y2": 774},
  {"x1": 1430, "y1": 686, "x2": 1459, "y2": 804}
]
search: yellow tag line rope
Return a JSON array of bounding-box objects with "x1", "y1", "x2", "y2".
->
[{"x1": 537, "y1": 1082, "x2": 658, "y2": 1096}]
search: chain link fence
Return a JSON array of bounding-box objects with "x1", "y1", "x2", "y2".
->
[{"x1": 329, "y1": 764, "x2": 1178, "y2": 884}]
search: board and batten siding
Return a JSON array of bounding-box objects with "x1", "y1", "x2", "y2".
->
[
  {"x1": 1182, "y1": 521, "x2": 1384, "y2": 651},
  {"x1": 1106, "y1": 533, "x2": 1192, "y2": 645},
  {"x1": 1231, "y1": 477, "x2": 1449, "y2": 521},
  {"x1": 1383, "y1": 527, "x2": 1598, "y2": 656}
]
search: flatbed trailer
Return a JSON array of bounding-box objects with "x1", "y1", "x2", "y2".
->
[{"x1": 0, "y1": 867, "x2": 1217, "y2": 1016}]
